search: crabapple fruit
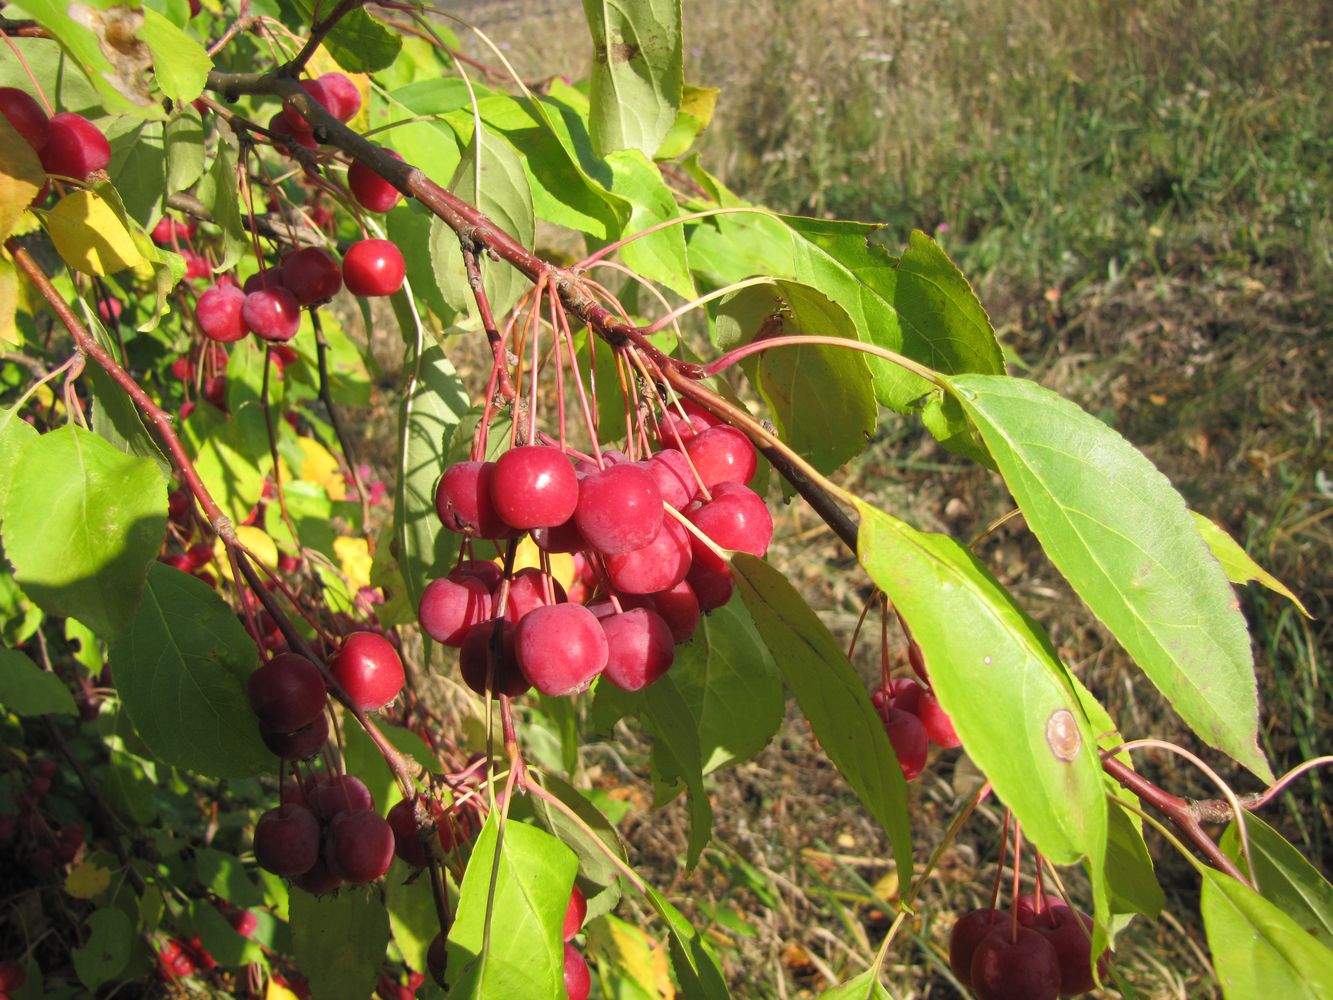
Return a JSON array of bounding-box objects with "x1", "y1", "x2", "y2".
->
[
  {"x1": 515, "y1": 604, "x2": 608, "y2": 696},
  {"x1": 247, "y1": 652, "x2": 327, "y2": 732},
  {"x1": 330, "y1": 632, "x2": 405, "y2": 711},
  {"x1": 342, "y1": 238, "x2": 406, "y2": 297},
  {"x1": 575, "y1": 463, "x2": 664, "y2": 556}
]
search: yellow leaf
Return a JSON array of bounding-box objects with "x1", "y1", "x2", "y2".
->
[
  {"x1": 45, "y1": 190, "x2": 146, "y2": 275},
  {"x1": 334, "y1": 536, "x2": 372, "y2": 592},
  {"x1": 0, "y1": 257, "x2": 19, "y2": 345},
  {"x1": 295, "y1": 436, "x2": 346, "y2": 500},
  {"x1": 266, "y1": 978, "x2": 301, "y2": 1000},
  {"x1": 512, "y1": 536, "x2": 574, "y2": 590},
  {"x1": 65, "y1": 859, "x2": 112, "y2": 899},
  {"x1": 213, "y1": 525, "x2": 280, "y2": 581},
  {"x1": 588, "y1": 914, "x2": 675, "y2": 1000},
  {"x1": 0, "y1": 117, "x2": 44, "y2": 245},
  {"x1": 680, "y1": 84, "x2": 720, "y2": 131}
]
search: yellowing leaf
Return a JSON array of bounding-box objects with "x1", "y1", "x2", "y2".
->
[
  {"x1": 295, "y1": 436, "x2": 347, "y2": 500},
  {"x1": 0, "y1": 257, "x2": 19, "y2": 345},
  {"x1": 334, "y1": 536, "x2": 372, "y2": 591},
  {"x1": 511, "y1": 536, "x2": 573, "y2": 589},
  {"x1": 588, "y1": 914, "x2": 675, "y2": 1000},
  {"x1": 46, "y1": 190, "x2": 146, "y2": 275},
  {"x1": 0, "y1": 117, "x2": 44, "y2": 245},
  {"x1": 266, "y1": 978, "x2": 301, "y2": 1000},
  {"x1": 213, "y1": 525, "x2": 280, "y2": 582},
  {"x1": 65, "y1": 859, "x2": 112, "y2": 898}
]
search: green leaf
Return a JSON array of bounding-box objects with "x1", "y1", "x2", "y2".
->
[
  {"x1": 139, "y1": 8, "x2": 211, "y2": 103},
  {"x1": 1192, "y1": 512, "x2": 1311, "y2": 617},
  {"x1": 0, "y1": 646, "x2": 76, "y2": 716},
  {"x1": 714, "y1": 279, "x2": 877, "y2": 475},
  {"x1": 72, "y1": 907, "x2": 132, "y2": 991},
  {"x1": 1201, "y1": 869, "x2": 1333, "y2": 999},
  {"x1": 190, "y1": 897, "x2": 262, "y2": 967},
  {"x1": 282, "y1": 0, "x2": 401, "y2": 72},
  {"x1": 670, "y1": 597, "x2": 784, "y2": 773},
  {"x1": 852, "y1": 503, "x2": 1108, "y2": 928},
  {"x1": 582, "y1": 0, "x2": 683, "y2": 158},
  {"x1": 947, "y1": 373, "x2": 1270, "y2": 781},
  {"x1": 386, "y1": 859, "x2": 442, "y2": 975},
  {"x1": 643, "y1": 886, "x2": 731, "y2": 1000},
  {"x1": 1104, "y1": 795, "x2": 1164, "y2": 923},
  {"x1": 195, "y1": 135, "x2": 245, "y2": 273},
  {"x1": 730, "y1": 554, "x2": 914, "y2": 880},
  {"x1": 387, "y1": 202, "x2": 457, "y2": 326},
  {"x1": 86, "y1": 360, "x2": 170, "y2": 474},
  {"x1": 655, "y1": 83, "x2": 719, "y2": 161},
  {"x1": 186, "y1": 402, "x2": 272, "y2": 526},
  {"x1": 641, "y1": 674, "x2": 713, "y2": 869},
  {"x1": 103, "y1": 748, "x2": 159, "y2": 824},
  {"x1": 602, "y1": 149, "x2": 693, "y2": 297},
  {"x1": 446, "y1": 816, "x2": 577, "y2": 998},
  {"x1": 290, "y1": 886, "x2": 391, "y2": 1000},
  {"x1": 110, "y1": 563, "x2": 270, "y2": 779},
  {"x1": 164, "y1": 106, "x2": 206, "y2": 196},
  {"x1": 1220, "y1": 813, "x2": 1333, "y2": 948},
  {"x1": 530, "y1": 772, "x2": 628, "y2": 892},
  {"x1": 816, "y1": 967, "x2": 894, "y2": 1000},
  {"x1": 3, "y1": 424, "x2": 165, "y2": 639},
  {"x1": 195, "y1": 847, "x2": 265, "y2": 909},
  {"x1": 0, "y1": 407, "x2": 39, "y2": 517}
]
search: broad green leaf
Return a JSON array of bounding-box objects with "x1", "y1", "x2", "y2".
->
[
  {"x1": 642, "y1": 674, "x2": 713, "y2": 869},
  {"x1": 816, "y1": 967, "x2": 894, "y2": 1000},
  {"x1": 282, "y1": 0, "x2": 401, "y2": 73},
  {"x1": 947, "y1": 373, "x2": 1270, "y2": 781},
  {"x1": 164, "y1": 106, "x2": 206, "y2": 197},
  {"x1": 185, "y1": 402, "x2": 272, "y2": 526},
  {"x1": 3, "y1": 424, "x2": 165, "y2": 638},
  {"x1": 195, "y1": 847, "x2": 265, "y2": 909},
  {"x1": 714, "y1": 280, "x2": 877, "y2": 475},
  {"x1": 446, "y1": 816, "x2": 577, "y2": 998},
  {"x1": 0, "y1": 406, "x2": 39, "y2": 516},
  {"x1": 86, "y1": 361, "x2": 170, "y2": 474},
  {"x1": 583, "y1": 0, "x2": 683, "y2": 158},
  {"x1": 195, "y1": 135, "x2": 245, "y2": 273},
  {"x1": 1220, "y1": 813, "x2": 1333, "y2": 948},
  {"x1": 385, "y1": 858, "x2": 442, "y2": 974},
  {"x1": 0, "y1": 646, "x2": 76, "y2": 716},
  {"x1": 72, "y1": 907, "x2": 132, "y2": 991},
  {"x1": 602, "y1": 148, "x2": 693, "y2": 297},
  {"x1": 190, "y1": 897, "x2": 262, "y2": 967},
  {"x1": 110, "y1": 563, "x2": 270, "y2": 778},
  {"x1": 138, "y1": 8, "x2": 211, "y2": 104},
  {"x1": 103, "y1": 748, "x2": 159, "y2": 824},
  {"x1": 530, "y1": 772, "x2": 628, "y2": 891},
  {"x1": 643, "y1": 885, "x2": 731, "y2": 1000},
  {"x1": 1201, "y1": 869, "x2": 1333, "y2": 999},
  {"x1": 290, "y1": 886, "x2": 391, "y2": 1000},
  {"x1": 107, "y1": 121, "x2": 166, "y2": 231},
  {"x1": 387, "y1": 202, "x2": 457, "y2": 326},
  {"x1": 1192, "y1": 512, "x2": 1311, "y2": 617},
  {"x1": 670, "y1": 597, "x2": 784, "y2": 773},
  {"x1": 379, "y1": 83, "x2": 466, "y2": 189},
  {"x1": 853, "y1": 503, "x2": 1108, "y2": 933},
  {"x1": 433, "y1": 123, "x2": 535, "y2": 325},
  {"x1": 730, "y1": 554, "x2": 913, "y2": 879},
  {"x1": 0, "y1": 117, "x2": 43, "y2": 244},
  {"x1": 46, "y1": 190, "x2": 146, "y2": 275},
  {"x1": 1104, "y1": 796, "x2": 1164, "y2": 922}
]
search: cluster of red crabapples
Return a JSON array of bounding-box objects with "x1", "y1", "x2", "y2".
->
[
  {"x1": 420, "y1": 397, "x2": 774, "y2": 699},
  {"x1": 0, "y1": 85, "x2": 111, "y2": 195},
  {"x1": 870, "y1": 641, "x2": 961, "y2": 782}
]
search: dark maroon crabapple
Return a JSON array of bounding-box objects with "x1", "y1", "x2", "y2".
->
[
  {"x1": 39, "y1": 112, "x2": 110, "y2": 178},
  {"x1": 599, "y1": 608, "x2": 675, "y2": 691},
  {"x1": 1029, "y1": 903, "x2": 1103, "y2": 996},
  {"x1": 459, "y1": 620, "x2": 530, "y2": 698},
  {"x1": 419, "y1": 575, "x2": 492, "y2": 646},
  {"x1": 0, "y1": 87, "x2": 50, "y2": 150},
  {"x1": 644, "y1": 449, "x2": 699, "y2": 510},
  {"x1": 883, "y1": 707, "x2": 928, "y2": 781},
  {"x1": 247, "y1": 652, "x2": 327, "y2": 732},
  {"x1": 563, "y1": 885, "x2": 587, "y2": 941},
  {"x1": 319, "y1": 72, "x2": 361, "y2": 121},
  {"x1": 387, "y1": 798, "x2": 430, "y2": 867},
  {"x1": 685, "y1": 559, "x2": 734, "y2": 613},
  {"x1": 564, "y1": 943, "x2": 591, "y2": 1000},
  {"x1": 575, "y1": 463, "x2": 665, "y2": 556},
  {"x1": 293, "y1": 854, "x2": 343, "y2": 895},
  {"x1": 331, "y1": 632, "x2": 405, "y2": 711},
  {"x1": 453, "y1": 558, "x2": 504, "y2": 590},
  {"x1": 342, "y1": 238, "x2": 406, "y2": 297},
  {"x1": 605, "y1": 515, "x2": 692, "y2": 595},
  {"x1": 308, "y1": 773, "x2": 374, "y2": 821},
  {"x1": 436, "y1": 461, "x2": 516, "y2": 539},
  {"x1": 427, "y1": 932, "x2": 447, "y2": 987},
  {"x1": 686, "y1": 481, "x2": 774, "y2": 573},
  {"x1": 281, "y1": 246, "x2": 342, "y2": 305},
  {"x1": 908, "y1": 636, "x2": 928, "y2": 682},
  {"x1": 260, "y1": 712, "x2": 329, "y2": 760},
  {"x1": 348, "y1": 152, "x2": 404, "y2": 213},
  {"x1": 253, "y1": 803, "x2": 320, "y2": 876},
  {"x1": 684, "y1": 425, "x2": 758, "y2": 491},
  {"x1": 970, "y1": 925, "x2": 1063, "y2": 1000},
  {"x1": 949, "y1": 908, "x2": 1005, "y2": 989},
  {"x1": 515, "y1": 603, "x2": 609, "y2": 696},
  {"x1": 243, "y1": 287, "x2": 302, "y2": 342},
  {"x1": 916, "y1": 690, "x2": 961, "y2": 748},
  {"x1": 327, "y1": 809, "x2": 395, "y2": 883},
  {"x1": 501, "y1": 567, "x2": 567, "y2": 622},
  {"x1": 490, "y1": 445, "x2": 580, "y2": 529},
  {"x1": 203, "y1": 373, "x2": 227, "y2": 410},
  {"x1": 243, "y1": 267, "x2": 285, "y2": 293}
]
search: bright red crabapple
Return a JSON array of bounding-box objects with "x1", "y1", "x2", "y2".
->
[
  {"x1": 500, "y1": 567, "x2": 566, "y2": 622},
  {"x1": 0, "y1": 958, "x2": 26, "y2": 991},
  {"x1": 281, "y1": 246, "x2": 342, "y2": 305},
  {"x1": 342, "y1": 238, "x2": 406, "y2": 297},
  {"x1": 575, "y1": 463, "x2": 664, "y2": 556},
  {"x1": 183, "y1": 251, "x2": 211, "y2": 280},
  {"x1": 683, "y1": 425, "x2": 757, "y2": 491},
  {"x1": 96, "y1": 297, "x2": 123, "y2": 323},
  {"x1": 330, "y1": 632, "x2": 405, "y2": 711},
  {"x1": 253, "y1": 803, "x2": 321, "y2": 876},
  {"x1": 230, "y1": 908, "x2": 258, "y2": 938},
  {"x1": 605, "y1": 515, "x2": 692, "y2": 595},
  {"x1": 643, "y1": 449, "x2": 699, "y2": 510},
  {"x1": 916, "y1": 689, "x2": 961, "y2": 748},
  {"x1": 656, "y1": 409, "x2": 712, "y2": 449},
  {"x1": 686, "y1": 481, "x2": 774, "y2": 573},
  {"x1": 641, "y1": 580, "x2": 702, "y2": 643},
  {"x1": 151, "y1": 217, "x2": 196, "y2": 245},
  {"x1": 282, "y1": 78, "x2": 329, "y2": 134},
  {"x1": 243, "y1": 286, "x2": 302, "y2": 342},
  {"x1": 348, "y1": 152, "x2": 404, "y2": 213},
  {"x1": 260, "y1": 712, "x2": 329, "y2": 760},
  {"x1": 685, "y1": 559, "x2": 734, "y2": 613},
  {"x1": 308, "y1": 773, "x2": 374, "y2": 821},
  {"x1": 39, "y1": 112, "x2": 110, "y2": 178},
  {"x1": 883, "y1": 707, "x2": 928, "y2": 781},
  {"x1": 490, "y1": 445, "x2": 579, "y2": 529},
  {"x1": 564, "y1": 943, "x2": 591, "y2": 1000},
  {"x1": 887, "y1": 676, "x2": 924, "y2": 715},
  {"x1": 0, "y1": 87, "x2": 49, "y2": 150},
  {"x1": 268, "y1": 111, "x2": 318, "y2": 152},
  {"x1": 458, "y1": 619, "x2": 530, "y2": 698},
  {"x1": 563, "y1": 885, "x2": 587, "y2": 941},
  {"x1": 970, "y1": 925, "x2": 1063, "y2": 1000},
  {"x1": 319, "y1": 72, "x2": 361, "y2": 121},
  {"x1": 195, "y1": 284, "x2": 247, "y2": 343},
  {"x1": 532, "y1": 514, "x2": 587, "y2": 554},
  {"x1": 327, "y1": 808, "x2": 395, "y2": 883},
  {"x1": 435, "y1": 461, "x2": 516, "y2": 539},
  {"x1": 599, "y1": 608, "x2": 675, "y2": 691},
  {"x1": 949, "y1": 908, "x2": 1005, "y2": 989},
  {"x1": 515, "y1": 603, "x2": 609, "y2": 696},
  {"x1": 247, "y1": 652, "x2": 327, "y2": 732},
  {"x1": 418, "y1": 575, "x2": 492, "y2": 646}
]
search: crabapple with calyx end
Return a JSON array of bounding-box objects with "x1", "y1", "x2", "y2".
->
[
  {"x1": 243, "y1": 287, "x2": 302, "y2": 342},
  {"x1": 459, "y1": 619, "x2": 529, "y2": 698},
  {"x1": 490, "y1": 445, "x2": 580, "y2": 529},
  {"x1": 605, "y1": 515, "x2": 692, "y2": 595},
  {"x1": 0, "y1": 87, "x2": 49, "y2": 150},
  {"x1": 684, "y1": 425, "x2": 758, "y2": 491},
  {"x1": 575, "y1": 463, "x2": 664, "y2": 556},
  {"x1": 656, "y1": 409, "x2": 712, "y2": 449},
  {"x1": 883, "y1": 707, "x2": 928, "y2": 781},
  {"x1": 387, "y1": 798, "x2": 438, "y2": 868},
  {"x1": 501, "y1": 567, "x2": 567, "y2": 622},
  {"x1": 247, "y1": 652, "x2": 327, "y2": 732},
  {"x1": 342, "y1": 238, "x2": 405, "y2": 296},
  {"x1": 971, "y1": 925, "x2": 1063, "y2": 1000},
  {"x1": 260, "y1": 712, "x2": 329, "y2": 760},
  {"x1": 281, "y1": 246, "x2": 342, "y2": 305},
  {"x1": 348, "y1": 153, "x2": 404, "y2": 213},
  {"x1": 515, "y1": 603, "x2": 608, "y2": 696},
  {"x1": 436, "y1": 461, "x2": 517, "y2": 539},
  {"x1": 643, "y1": 449, "x2": 699, "y2": 510},
  {"x1": 563, "y1": 885, "x2": 587, "y2": 941},
  {"x1": 244, "y1": 268, "x2": 285, "y2": 294},
  {"x1": 418, "y1": 575, "x2": 492, "y2": 646},
  {"x1": 308, "y1": 773, "x2": 374, "y2": 821},
  {"x1": 564, "y1": 943, "x2": 591, "y2": 1000},
  {"x1": 686, "y1": 481, "x2": 774, "y2": 573},
  {"x1": 330, "y1": 632, "x2": 405, "y2": 711},
  {"x1": 917, "y1": 689, "x2": 961, "y2": 748},
  {"x1": 327, "y1": 808, "x2": 395, "y2": 883},
  {"x1": 253, "y1": 803, "x2": 320, "y2": 876},
  {"x1": 39, "y1": 112, "x2": 110, "y2": 178},
  {"x1": 949, "y1": 908, "x2": 1005, "y2": 988},
  {"x1": 599, "y1": 608, "x2": 675, "y2": 691}
]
